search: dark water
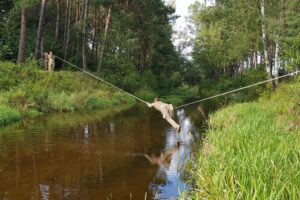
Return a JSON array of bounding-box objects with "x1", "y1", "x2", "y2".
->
[{"x1": 0, "y1": 105, "x2": 205, "y2": 200}]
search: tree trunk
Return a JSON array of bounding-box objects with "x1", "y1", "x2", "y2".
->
[
  {"x1": 55, "y1": 0, "x2": 60, "y2": 40},
  {"x1": 41, "y1": 35, "x2": 44, "y2": 57},
  {"x1": 260, "y1": 0, "x2": 271, "y2": 78},
  {"x1": 98, "y1": 5, "x2": 112, "y2": 71},
  {"x1": 274, "y1": 35, "x2": 280, "y2": 86},
  {"x1": 91, "y1": 8, "x2": 97, "y2": 67},
  {"x1": 34, "y1": 0, "x2": 47, "y2": 59},
  {"x1": 82, "y1": 0, "x2": 89, "y2": 70},
  {"x1": 75, "y1": 0, "x2": 81, "y2": 66},
  {"x1": 17, "y1": 8, "x2": 28, "y2": 64},
  {"x1": 62, "y1": 0, "x2": 69, "y2": 67},
  {"x1": 253, "y1": 51, "x2": 257, "y2": 69},
  {"x1": 248, "y1": 56, "x2": 252, "y2": 69},
  {"x1": 137, "y1": 35, "x2": 149, "y2": 73},
  {"x1": 63, "y1": 0, "x2": 72, "y2": 66},
  {"x1": 125, "y1": 0, "x2": 129, "y2": 12}
]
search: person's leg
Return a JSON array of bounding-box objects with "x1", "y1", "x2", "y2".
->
[
  {"x1": 160, "y1": 106, "x2": 169, "y2": 119},
  {"x1": 165, "y1": 117, "x2": 181, "y2": 133}
]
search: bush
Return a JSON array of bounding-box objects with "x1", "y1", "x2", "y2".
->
[
  {"x1": 134, "y1": 88, "x2": 158, "y2": 102},
  {"x1": 198, "y1": 69, "x2": 268, "y2": 103},
  {"x1": 47, "y1": 92, "x2": 76, "y2": 112},
  {"x1": 0, "y1": 105, "x2": 21, "y2": 126}
]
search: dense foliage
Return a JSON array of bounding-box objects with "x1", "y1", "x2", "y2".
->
[
  {"x1": 189, "y1": 0, "x2": 300, "y2": 80},
  {"x1": 0, "y1": 0, "x2": 186, "y2": 93},
  {"x1": 0, "y1": 0, "x2": 299, "y2": 127}
]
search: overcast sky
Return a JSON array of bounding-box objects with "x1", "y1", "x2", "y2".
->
[
  {"x1": 174, "y1": 0, "x2": 196, "y2": 18},
  {"x1": 170, "y1": 0, "x2": 198, "y2": 58},
  {"x1": 172, "y1": 0, "x2": 196, "y2": 31}
]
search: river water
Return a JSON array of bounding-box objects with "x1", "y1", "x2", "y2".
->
[{"x1": 0, "y1": 105, "x2": 205, "y2": 200}]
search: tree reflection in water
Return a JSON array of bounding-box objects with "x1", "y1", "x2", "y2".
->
[
  {"x1": 147, "y1": 109, "x2": 195, "y2": 199},
  {"x1": 0, "y1": 106, "x2": 204, "y2": 200}
]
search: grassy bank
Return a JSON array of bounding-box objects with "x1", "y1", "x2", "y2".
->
[
  {"x1": 184, "y1": 77, "x2": 300, "y2": 199},
  {"x1": 0, "y1": 61, "x2": 135, "y2": 127}
]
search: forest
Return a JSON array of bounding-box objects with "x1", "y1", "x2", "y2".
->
[
  {"x1": 0, "y1": 0, "x2": 299, "y2": 97},
  {"x1": 1, "y1": 0, "x2": 187, "y2": 92},
  {"x1": 0, "y1": 0, "x2": 299, "y2": 198}
]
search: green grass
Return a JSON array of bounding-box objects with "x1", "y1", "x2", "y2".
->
[
  {"x1": 183, "y1": 77, "x2": 300, "y2": 199},
  {"x1": 0, "y1": 105, "x2": 21, "y2": 126},
  {"x1": 0, "y1": 61, "x2": 135, "y2": 127}
]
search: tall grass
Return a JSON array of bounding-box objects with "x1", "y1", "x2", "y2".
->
[
  {"x1": 184, "y1": 78, "x2": 300, "y2": 199},
  {"x1": 0, "y1": 105, "x2": 21, "y2": 127},
  {"x1": 0, "y1": 61, "x2": 135, "y2": 126}
]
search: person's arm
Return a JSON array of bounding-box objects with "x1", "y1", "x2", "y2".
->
[{"x1": 147, "y1": 102, "x2": 154, "y2": 108}]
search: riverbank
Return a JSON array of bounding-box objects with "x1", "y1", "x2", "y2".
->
[
  {"x1": 184, "y1": 77, "x2": 300, "y2": 199},
  {"x1": 0, "y1": 61, "x2": 136, "y2": 127},
  {"x1": 0, "y1": 61, "x2": 198, "y2": 128}
]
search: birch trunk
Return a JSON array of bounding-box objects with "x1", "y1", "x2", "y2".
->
[
  {"x1": 17, "y1": 8, "x2": 28, "y2": 64},
  {"x1": 260, "y1": 0, "x2": 271, "y2": 78},
  {"x1": 34, "y1": 0, "x2": 47, "y2": 59},
  {"x1": 253, "y1": 51, "x2": 257, "y2": 69},
  {"x1": 274, "y1": 35, "x2": 280, "y2": 86},
  {"x1": 98, "y1": 6, "x2": 112, "y2": 71},
  {"x1": 91, "y1": 8, "x2": 98, "y2": 67}
]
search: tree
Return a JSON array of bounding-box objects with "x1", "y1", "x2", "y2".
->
[
  {"x1": 189, "y1": 0, "x2": 299, "y2": 83},
  {"x1": 98, "y1": 3, "x2": 112, "y2": 71},
  {"x1": 82, "y1": 0, "x2": 89, "y2": 70},
  {"x1": 55, "y1": 0, "x2": 60, "y2": 39},
  {"x1": 17, "y1": 7, "x2": 27, "y2": 64},
  {"x1": 34, "y1": 0, "x2": 47, "y2": 59}
]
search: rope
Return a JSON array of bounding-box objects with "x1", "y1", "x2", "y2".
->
[
  {"x1": 46, "y1": 53, "x2": 149, "y2": 104},
  {"x1": 175, "y1": 70, "x2": 300, "y2": 109},
  {"x1": 40, "y1": 50, "x2": 299, "y2": 109}
]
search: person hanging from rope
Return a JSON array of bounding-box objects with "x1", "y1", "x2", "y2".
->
[{"x1": 147, "y1": 97, "x2": 181, "y2": 133}]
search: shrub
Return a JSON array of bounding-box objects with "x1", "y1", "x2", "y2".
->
[
  {"x1": 47, "y1": 92, "x2": 76, "y2": 112},
  {"x1": 0, "y1": 105, "x2": 21, "y2": 126}
]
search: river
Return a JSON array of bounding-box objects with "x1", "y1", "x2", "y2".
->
[{"x1": 0, "y1": 104, "x2": 206, "y2": 200}]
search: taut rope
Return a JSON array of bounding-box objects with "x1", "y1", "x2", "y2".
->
[
  {"x1": 175, "y1": 71, "x2": 299, "y2": 109},
  {"x1": 41, "y1": 51, "x2": 299, "y2": 109}
]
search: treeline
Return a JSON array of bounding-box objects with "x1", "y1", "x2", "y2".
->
[
  {"x1": 0, "y1": 0, "x2": 185, "y2": 92},
  {"x1": 189, "y1": 0, "x2": 300, "y2": 86}
]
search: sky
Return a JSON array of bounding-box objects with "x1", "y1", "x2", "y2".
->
[
  {"x1": 165, "y1": 0, "x2": 213, "y2": 58},
  {"x1": 174, "y1": 0, "x2": 197, "y2": 21},
  {"x1": 170, "y1": 0, "x2": 198, "y2": 58}
]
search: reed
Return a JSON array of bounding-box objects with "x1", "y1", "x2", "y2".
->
[{"x1": 184, "y1": 78, "x2": 300, "y2": 199}]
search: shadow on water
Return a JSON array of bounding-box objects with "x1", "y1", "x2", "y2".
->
[{"x1": 0, "y1": 104, "x2": 207, "y2": 200}]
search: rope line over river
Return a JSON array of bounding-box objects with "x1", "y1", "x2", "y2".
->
[{"x1": 51, "y1": 52, "x2": 300, "y2": 109}]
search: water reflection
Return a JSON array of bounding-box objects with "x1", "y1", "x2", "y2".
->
[
  {"x1": 144, "y1": 143, "x2": 180, "y2": 168},
  {"x1": 0, "y1": 106, "x2": 204, "y2": 200},
  {"x1": 148, "y1": 109, "x2": 195, "y2": 199}
]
